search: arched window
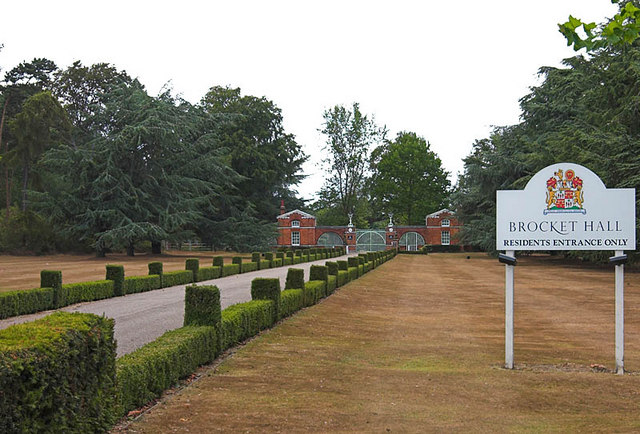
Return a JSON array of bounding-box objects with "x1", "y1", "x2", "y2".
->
[
  {"x1": 291, "y1": 220, "x2": 300, "y2": 227},
  {"x1": 399, "y1": 232, "x2": 426, "y2": 251},
  {"x1": 317, "y1": 232, "x2": 344, "y2": 246},
  {"x1": 441, "y1": 219, "x2": 450, "y2": 227}
]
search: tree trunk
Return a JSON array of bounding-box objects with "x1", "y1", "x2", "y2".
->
[
  {"x1": 127, "y1": 242, "x2": 135, "y2": 257},
  {"x1": 151, "y1": 240, "x2": 162, "y2": 254}
]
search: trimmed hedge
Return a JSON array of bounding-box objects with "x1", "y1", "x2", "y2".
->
[
  {"x1": 337, "y1": 270, "x2": 348, "y2": 287},
  {"x1": 58, "y1": 280, "x2": 114, "y2": 306},
  {"x1": 184, "y1": 284, "x2": 221, "y2": 327},
  {"x1": 197, "y1": 266, "x2": 221, "y2": 281},
  {"x1": 337, "y1": 260, "x2": 348, "y2": 271},
  {"x1": 241, "y1": 262, "x2": 258, "y2": 273},
  {"x1": 0, "y1": 312, "x2": 117, "y2": 432},
  {"x1": 212, "y1": 256, "x2": 224, "y2": 267},
  {"x1": 220, "y1": 300, "x2": 275, "y2": 350},
  {"x1": 162, "y1": 270, "x2": 193, "y2": 287},
  {"x1": 148, "y1": 261, "x2": 163, "y2": 276},
  {"x1": 116, "y1": 325, "x2": 218, "y2": 415},
  {"x1": 326, "y1": 261, "x2": 339, "y2": 276},
  {"x1": 327, "y1": 275, "x2": 337, "y2": 294},
  {"x1": 265, "y1": 252, "x2": 274, "y2": 262},
  {"x1": 251, "y1": 278, "x2": 281, "y2": 321},
  {"x1": 259, "y1": 259, "x2": 270, "y2": 270},
  {"x1": 185, "y1": 258, "x2": 199, "y2": 281},
  {"x1": 309, "y1": 265, "x2": 328, "y2": 282},
  {"x1": 232, "y1": 257, "x2": 243, "y2": 267},
  {"x1": 348, "y1": 267, "x2": 358, "y2": 282},
  {"x1": 272, "y1": 258, "x2": 283, "y2": 267},
  {"x1": 280, "y1": 289, "x2": 304, "y2": 318},
  {"x1": 304, "y1": 280, "x2": 326, "y2": 306},
  {"x1": 125, "y1": 275, "x2": 162, "y2": 294},
  {"x1": 285, "y1": 268, "x2": 305, "y2": 290},
  {"x1": 106, "y1": 265, "x2": 125, "y2": 296},
  {"x1": 0, "y1": 288, "x2": 54, "y2": 320},
  {"x1": 41, "y1": 270, "x2": 62, "y2": 307},
  {"x1": 222, "y1": 264, "x2": 240, "y2": 277},
  {"x1": 251, "y1": 252, "x2": 261, "y2": 262},
  {"x1": 284, "y1": 257, "x2": 293, "y2": 266},
  {"x1": 276, "y1": 252, "x2": 284, "y2": 260}
]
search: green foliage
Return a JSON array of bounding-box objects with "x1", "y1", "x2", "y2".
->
[
  {"x1": 309, "y1": 265, "x2": 329, "y2": 282},
  {"x1": 222, "y1": 264, "x2": 240, "y2": 277},
  {"x1": 185, "y1": 258, "x2": 200, "y2": 281},
  {"x1": 40, "y1": 269, "x2": 62, "y2": 306},
  {"x1": 369, "y1": 131, "x2": 450, "y2": 224},
  {"x1": 0, "y1": 287, "x2": 54, "y2": 319},
  {"x1": 162, "y1": 270, "x2": 193, "y2": 287},
  {"x1": 559, "y1": 1, "x2": 640, "y2": 51},
  {"x1": 184, "y1": 284, "x2": 221, "y2": 327},
  {"x1": 0, "y1": 209, "x2": 57, "y2": 254},
  {"x1": 327, "y1": 275, "x2": 337, "y2": 294},
  {"x1": 280, "y1": 289, "x2": 304, "y2": 318},
  {"x1": 265, "y1": 252, "x2": 274, "y2": 261},
  {"x1": 232, "y1": 256, "x2": 243, "y2": 266},
  {"x1": 197, "y1": 266, "x2": 221, "y2": 281},
  {"x1": 348, "y1": 257, "x2": 359, "y2": 268},
  {"x1": 304, "y1": 280, "x2": 326, "y2": 306},
  {"x1": 337, "y1": 260, "x2": 348, "y2": 270},
  {"x1": 272, "y1": 258, "x2": 283, "y2": 267},
  {"x1": 251, "y1": 278, "x2": 281, "y2": 320},
  {"x1": 106, "y1": 264, "x2": 124, "y2": 296},
  {"x1": 251, "y1": 252, "x2": 261, "y2": 262},
  {"x1": 259, "y1": 259, "x2": 270, "y2": 270},
  {"x1": 116, "y1": 325, "x2": 217, "y2": 415},
  {"x1": 0, "y1": 312, "x2": 117, "y2": 432},
  {"x1": 212, "y1": 256, "x2": 224, "y2": 267},
  {"x1": 148, "y1": 261, "x2": 163, "y2": 275},
  {"x1": 325, "y1": 261, "x2": 339, "y2": 275},
  {"x1": 283, "y1": 257, "x2": 293, "y2": 266},
  {"x1": 276, "y1": 252, "x2": 284, "y2": 260},
  {"x1": 285, "y1": 268, "x2": 305, "y2": 289},
  {"x1": 58, "y1": 280, "x2": 114, "y2": 306},
  {"x1": 241, "y1": 261, "x2": 258, "y2": 273},
  {"x1": 124, "y1": 275, "x2": 161, "y2": 294},
  {"x1": 219, "y1": 300, "x2": 275, "y2": 350},
  {"x1": 318, "y1": 102, "x2": 386, "y2": 217},
  {"x1": 348, "y1": 267, "x2": 358, "y2": 282},
  {"x1": 337, "y1": 270, "x2": 349, "y2": 287}
]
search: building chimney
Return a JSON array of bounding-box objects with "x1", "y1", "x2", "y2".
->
[{"x1": 280, "y1": 200, "x2": 285, "y2": 215}]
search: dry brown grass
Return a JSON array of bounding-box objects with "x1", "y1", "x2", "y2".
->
[
  {"x1": 0, "y1": 251, "x2": 249, "y2": 292},
  {"x1": 124, "y1": 253, "x2": 640, "y2": 432}
]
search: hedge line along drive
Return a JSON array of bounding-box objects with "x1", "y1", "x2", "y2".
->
[
  {"x1": 0, "y1": 249, "x2": 396, "y2": 431},
  {"x1": 0, "y1": 247, "x2": 347, "y2": 320}
]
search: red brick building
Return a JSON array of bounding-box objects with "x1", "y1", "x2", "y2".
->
[{"x1": 276, "y1": 203, "x2": 463, "y2": 252}]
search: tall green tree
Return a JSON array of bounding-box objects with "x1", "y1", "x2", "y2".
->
[
  {"x1": 370, "y1": 131, "x2": 450, "y2": 225},
  {"x1": 40, "y1": 82, "x2": 237, "y2": 256},
  {"x1": 318, "y1": 103, "x2": 386, "y2": 219},
  {"x1": 200, "y1": 85, "x2": 307, "y2": 221}
]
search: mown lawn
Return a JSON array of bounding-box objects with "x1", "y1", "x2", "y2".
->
[{"x1": 122, "y1": 253, "x2": 640, "y2": 432}]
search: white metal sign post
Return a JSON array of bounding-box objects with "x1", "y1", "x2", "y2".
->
[{"x1": 496, "y1": 163, "x2": 635, "y2": 373}]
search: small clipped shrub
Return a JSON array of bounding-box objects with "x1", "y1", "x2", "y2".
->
[
  {"x1": 309, "y1": 265, "x2": 329, "y2": 282},
  {"x1": 259, "y1": 259, "x2": 270, "y2": 270},
  {"x1": 326, "y1": 261, "x2": 339, "y2": 276},
  {"x1": 347, "y1": 257, "x2": 359, "y2": 268},
  {"x1": 162, "y1": 270, "x2": 193, "y2": 287},
  {"x1": 58, "y1": 280, "x2": 114, "y2": 306},
  {"x1": 219, "y1": 300, "x2": 275, "y2": 350},
  {"x1": 285, "y1": 268, "x2": 305, "y2": 290},
  {"x1": 116, "y1": 325, "x2": 217, "y2": 415},
  {"x1": 213, "y1": 256, "x2": 224, "y2": 267},
  {"x1": 241, "y1": 262, "x2": 258, "y2": 273},
  {"x1": 251, "y1": 252, "x2": 261, "y2": 263},
  {"x1": 184, "y1": 284, "x2": 221, "y2": 327},
  {"x1": 232, "y1": 257, "x2": 243, "y2": 266},
  {"x1": 0, "y1": 312, "x2": 117, "y2": 432},
  {"x1": 124, "y1": 275, "x2": 162, "y2": 294},
  {"x1": 304, "y1": 280, "x2": 326, "y2": 306},
  {"x1": 251, "y1": 278, "x2": 281, "y2": 321},
  {"x1": 348, "y1": 267, "x2": 358, "y2": 282},
  {"x1": 185, "y1": 258, "x2": 200, "y2": 282},
  {"x1": 106, "y1": 265, "x2": 125, "y2": 296},
  {"x1": 327, "y1": 275, "x2": 337, "y2": 294},
  {"x1": 265, "y1": 252, "x2": 274, "y2": 262},
  {"x1": 283, "y1": 257, "x2": 293, "y2": 266},
  {"x1": 0, "y1": 288, "x2": 54, "y2": 320},
  {"x1": 197, "y1": 266, "x2": 221, "y2": 281},
  {"x1": 222, "y1": 264, "x2": 240, "y2": 277},
  {"x1": 148, "y1": 261, "x2": 163, "y2": 276},
  {"x1": 280, "y1": 289, "x2": 304, "y2": 318},
  {"x1": 337, "y1": 270, "x2": 348, "y2": 287},
  {"x1": 41, "y1": 270, "x2": 62, "y2": 308},
  {"x1": 276, "y1": 252, "x2": 284, "y2": 261},
  {"x1": 337, "y1": 260, "x2": 348, "y2": 270},
  {"x1": 272, "y1": 258, "x2": 283, "y2": 267}
]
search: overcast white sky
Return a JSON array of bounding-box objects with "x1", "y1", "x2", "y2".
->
[{"x1": 1, "y1": 1, "x2": 617, "y2": 201}]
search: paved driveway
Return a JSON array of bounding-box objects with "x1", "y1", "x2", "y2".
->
[{"x1": 0, "y1": 256, "x2": 348, "y2": 356}]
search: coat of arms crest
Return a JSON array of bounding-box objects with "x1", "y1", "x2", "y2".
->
[{"x1": 544, "y1": 169, "x2": 586, "y2": 214}]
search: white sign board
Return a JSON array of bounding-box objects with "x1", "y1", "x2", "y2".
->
[{"x1": 497, "y1": 163, "x2": 636, "y2": 251}]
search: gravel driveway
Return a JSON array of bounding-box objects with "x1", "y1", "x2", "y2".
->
[{"x1": 0, "y1": 256, "x2": 348, "y2": 356}]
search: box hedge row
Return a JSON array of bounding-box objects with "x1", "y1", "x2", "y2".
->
[
  {"x1": 58, "y1": 280, "x2": 114, "y2": 307},
  {"x1": 222, "y1": 264, "x2": 240, "y2": 277},
  {"x1": 162, "y1": 270, "x2": 193, "y2": 287},
  {"x1": 196, "y1": 266, "x2": 221, "y2": 282},
  {"x1": 124, "y1": 275, "x2": 162, "y2": 294},
  {"x1": 219, "y1": 300, "x2": 275, "y2": 350},
  {"x1": 280, "y1": 289, "x2": 304, "y2": 318},
  {"x1": 0, "y1": 288, "x2": 54, "y2": 320}
]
